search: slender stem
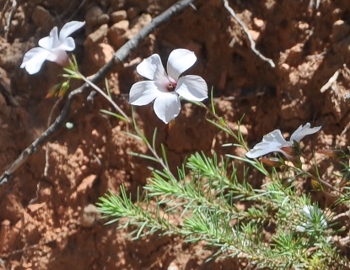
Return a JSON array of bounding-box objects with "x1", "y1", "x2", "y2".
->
[{"x1": 79, "y1": 73, "x2": 130, "y2": 121}]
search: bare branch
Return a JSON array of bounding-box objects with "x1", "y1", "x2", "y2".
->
[
  {"x1": 0, "y1": 0, "x2": 195, "y2": 186},
  {"x1": 222, "y1": 0, "x2": 275, "y2": 68},
  {"x1": 3, "y1": 0, "x2": 17, "y2": 40},
  {"x1": 320, "y1": 69, "x2": 339, "y2": 93}
]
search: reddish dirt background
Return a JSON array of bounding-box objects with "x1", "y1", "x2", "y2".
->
[{"x1": 1, "y1": 0, "x2": 350, "y2": 269}]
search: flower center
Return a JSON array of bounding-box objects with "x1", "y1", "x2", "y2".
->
[
  {"x1": 166, "y1": 82, "x2": 177, "y2": 92},
  {"x1": 165, "y1": 76, "x2": 177, "y2": 92}
]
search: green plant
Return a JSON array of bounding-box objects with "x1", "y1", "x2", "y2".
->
[{"x1": 97, "y1": 100, "x2": 349, "y2": 269}]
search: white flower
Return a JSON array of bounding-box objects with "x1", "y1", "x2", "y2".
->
[
  {"x1": 245, "y1": 123, "x2": 321, "y2": 159},
  {"x1": 129, "y1": 48, "x2": 208, "y2": 124},
  {"x1": 296, "y1": 205, "x2": 327, "y2": 232},
  {"x1": 21, "y1": 21, "x2": 85, "y2": 74}
]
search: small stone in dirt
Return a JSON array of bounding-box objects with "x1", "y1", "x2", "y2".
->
[
  {"x1": 31, "y1": 6, "x2": 54, "y2": 33},
  {"x1": 108, "y1": 20, "x2": 129, "y2": 48},
  {"x1": 167, "y1": 262, "x2": 179, "y2": 270},
  {"x1": 248, "y1": 29, "x2": 260, "y2": 42},
  {"x1": 27, "y1": 202, "x2": 46, "y2": 213},
  {"x1": 280, "y1": 63, "x2": 290, "y2": 72},
  {"x1": 127, "y1": 7, "x2": 140, "y2": 20},
  {"x1": 81, "y1": 204, "x2": 99, "y2": 227},
  {"x1": 109, "y1": 0, "x2": 126, "y2": 10},
  {"x1": 86, "y1": 43, "x2": 114, "y2": 68},
  {"x1": 127, "y1": 14, "x2": 152, "y2": 39},
  {"x1": 111, "y1": 10, "x2": 127, "y2": 23},
  {"x1": 332, "y1": 20, "x2": 350, "y2": 43},
  {"x1": 84, "y1": 24, "x2": 108, "y2": 47},
  {"x1": 85, "y1": 6, "x2": 103, "y2": 28},
  {"x1": 98, "y1": 14, "x2": 110, "y2": 25},
  {"x1": 253, "y1": 18, "x2": 265, "y2": 31}
]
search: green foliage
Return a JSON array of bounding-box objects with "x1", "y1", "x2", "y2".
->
[{"x1": 97, "y1": 102, "x2": 350, "y2": 269}]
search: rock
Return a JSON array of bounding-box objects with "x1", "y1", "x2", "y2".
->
[
  {"x1": 332, "y1": 20, "x2": 350, "y2": 43},
  {"x1": 85, "y1": 5, "x2": 104, "y2": 28},
  {"x1": 109, "y1": 0, "x2": 126, "y2": 10},
  {"x1": 253, "y1": 18, "x2": 265, "y2": 30},
  {"x1": 84, "y1": 24, "x2": 108, "y2": 47},
  {"x1": 80, "y1": 204, "x2": 99, "y2": 227},
  {"x1": 167, "y1": 262, "x2": 179, "y2": 270},
  {"x1": 77, "y1": 175, "x2": 97, "y2": 194},
  {"x1": 332, "y1": 20, "x2": 350, "y2": 58},
  {"x1": 127, "y1": 7, "x2": 140, "y2": 20},
  {"x1": 108, "y1": 20, "x2": 129, "y2": 48},
  {"x1": 280, "y1": 63, "x2": 290, "y2": 72},
  {"x1": 111, "y1": 10, "x2": 127, "y2": 23},
  {"x1": 127, "y1": 14, "x2": 151, "y2": 39},
  {"x1": 0, "y1": 194, "x2": 23, "y2": 224},
  {"x1": 283, "y1": 43, "x2": 304, "y2": 66},
  {"x1": 99, "y1": 0, "x2": 108, "y2": 9},
  {"x1": 31, "y1": 6, "x2": 54, "y2": 33},
  {"x1": 98, "y1": 14, "x2": 110, "y2": 25},
  {"x1": 248, "y1": 29, "x2": 260, "y2": 42},
  {"x1": 86, "y1": 43, "x2": 114, "y2": 67},
  {"x1": 85, "y1": 5, "x2": 110, "y2": 34},
  {"x1": 27, "y1": 203, "x2": 46, "y2": 213}
]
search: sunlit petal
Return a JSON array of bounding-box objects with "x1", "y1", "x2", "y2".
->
[
  {"x1": 245, "y1": 141, "x2": 284, "y2": 159},
  {"x1": 20, "y1": 47, "x2": 51, "y2": 74},
  {"x1": 167, "y1": 49, "x2": 196, "y2": 81},
  {"x1": 137, "y1": 54, "x2": 167, "y2": 80},
  {"x1": 302, "y1": 206, "x2": 312, "y2": 219},
  {"x1": 129, "y1": 81, "x2": 159, "y2": 105},
  {"x1": 290, "y1": 123, "x2": 321, "y2": 143},
  {"x1": 59, "y1": 21, "x2": 85, "y2": 41},
  {"x1": 262, "y1": 130, "x2": 287, "y2": 145},
  {"x1": 38, "y1": 27, "x2": 59, "y2": 49},
  {"x1": 153, "y1": 92, "x2": 181, "y2": 124},
  {"x1": 58, "y1": 37, "x2": 76, "y2": 51},
  {"x1": 176, "y1": 75, "x2": 208, "y2": 101}
]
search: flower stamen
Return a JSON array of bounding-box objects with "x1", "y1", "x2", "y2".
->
[{"x1": 166, "y1": 82, "x2": 177, "y2": 92}]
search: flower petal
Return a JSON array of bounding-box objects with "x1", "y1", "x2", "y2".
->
[
  {"x1": 153, "y1": 92, "x2": 181, "y2": 124},
  {"x1": 303, "y1": 206, "x2": 312, "y2": 219},
  {"x1": 38, "y1": 27, "x2": 60, "y2": 49},
  {"x1": 290, "y1": 123, "x2": 321, "y2": 143},
  {"x1": 129, "y1": 81, "x2": 159, "y2": 105},
  {"x1": 262, "y1": 129, "x2": 287, "y2": 145},
  {"x1": 46, "y1": 49, "x2": 69, "y2": 66},
  {"x1": 246, "y1": 130, "x2": 288, "y2": 159},
  {"x1": 137, "y1": 54, "x2": 167, "y2": 81},
  {"x1": 167, "y1": 49, "x2": 196, "y2": 81},
  {"x1": 245, "y1": 141, "x2": 284, "y2": 159},
  {"x1": 59, "y1": 21, "x2": 85, "y2": 41},
  {"x1": 57, "y1": 37, "x2": 76, "y2": 51},
  {"x1": 20, "y1": 47, "x2": 51, "y2": 74},
  {"x1": 176, "y1": 75, "x2": 208, "y2": 101}
]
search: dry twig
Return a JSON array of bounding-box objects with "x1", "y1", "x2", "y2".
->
[
  {"x1": 222, "y1": 0, "x2": 275, "y2": 68},
  {"x1": 2, "y1": 0, "x2": 17, "y2": 40},
  {"x1": 320, "y1": 69, "x2": 339, "y2": 93}
]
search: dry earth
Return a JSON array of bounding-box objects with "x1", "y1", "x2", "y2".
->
[{"x1": 0, "y1": 0, "x2": 350, "y2": 269}]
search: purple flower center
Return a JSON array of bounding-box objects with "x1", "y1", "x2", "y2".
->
[
  {"x1": 166, "y1": 82, "x2": 177, "y2": 92},
  {"x1": 165, "y1": 76, "x2": 177, "y2": 92}
]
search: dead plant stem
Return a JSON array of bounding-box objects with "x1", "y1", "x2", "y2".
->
[{"x1": 222, "y1": 0, "x2": 275, "y2": 68}]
